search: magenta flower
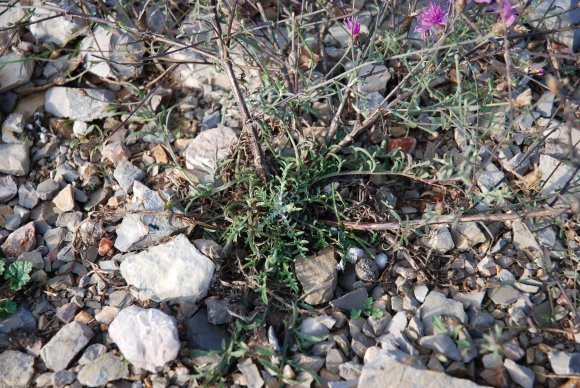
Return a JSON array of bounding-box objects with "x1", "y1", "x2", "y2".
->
[
  {"x1": 415, "y1": 2, "x2": 449, "y2": 40},
  {"x1": 496, "y1": 0, "x2": 519, "y2": 26},
  {"x1": 343, "y1": 16, "x2": 361, "y2": 39}
]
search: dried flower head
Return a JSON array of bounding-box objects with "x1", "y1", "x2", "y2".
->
[
  {"x1": 415, "y1": 2, "x2": 449, "y2": 40},
  {"x1": 343, "y1": 16, "x2": 361, "y2": 39}
]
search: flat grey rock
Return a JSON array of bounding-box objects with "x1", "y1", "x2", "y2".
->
[
  {"x1": 423, "y1": 226, "x2": 455, "y2": 253},
  {"x1": 29, "y1": 0, "x2": 88, "y2": 45},
  {"x1": 476, "y1": 163, "x2": 505, "y2": 193},
  {"x1": 114, "y1": 214, "x2": 149, "y2": 252},
  {"x1": 237, "y1": 358, "x2": 264, "y2": 388},
  {"x1": 80, "y1": 25, "x2": 144, "y2": 80},
  {"x1": 359, "y1": 352, "x2": 484, "y2": 387},
  {"x1": 504, "y1": 359, "x2": 534, "y2": 388},
  {"x1": 36, "y1": 178, "x2": 60, "y2": 201},
  {"x1": 120, "y1": 234, "x2": 215, "y2": 303},
  {"x1": 421, "y1": 291, "x2": 467, "y2": 335},
  {"x1": 295, "y1": 247, "x2": 337, "y2": 305},
  {"x1": 109, "y1": 306, "x2": 179, "y2": 373},
  {"x1": 488, "y1": 285, "x2": 520, "y2": 306},
  {"x1": 40, "y1": 321, "x2": 94, "y2": 371},
  {"x1": 77, "y1": 352, "x2": 129, "y2": 387},
  {"x1": 184, "y1": 125, "x2": 238, "y2": 183},
  {"x1": 0, "y1": 52, "x2": 34, "y2": 94},
  {"x1": 206, "y1": 298, "x2": 233, "y2": 325},
  {"x1": 78, "y1": 343, "x2": 107, "y2": 365},
  {"x1": 528, "y1": 0, "x2": 580, "y2": 52},
  {"x1": 186, "y1": 308, "x2": 229, "y2": 351},
  {"x1": 539, "y1": 154, "x2": 578, "y2": 197},
  {"x1": 419, "y1": 334, "x2": 462, "y2": 361},
  {"x1": 0, "y1": 304, "x2": 36, "y2": 334},
  {"x1": 0, "y1": 176, "x2": 17, "y2": 202},
  {"x1": 0, "y1": 143, "x2": 30, "y2": 176},
  {"x1": 1, "y1": 222, "x2": 36, "y2": 257},
  {"x1": 0, "y1": 350, "x2": 35, "y2": 386},
  {"x1": 45, "y1": 87, "x2": 114, "y2": 121},
  {"x1": 113, "y1": 160, "x2": 145, "y2": 193},
  {"x1": 53, "y1": 370, "x2": 76, "y2": 387},
  {"x1": 1, "y1": 112, "x2": 25, "y2": 143},
  {"x1": 18, "y1": 183, "x2": 39, "y2": 209},
  {"x1": 330, "y1": 288, "x2": 368, "y2": 311},
  {"x1": 451, "y1": 222, "x2": 486, "y2": 251}
]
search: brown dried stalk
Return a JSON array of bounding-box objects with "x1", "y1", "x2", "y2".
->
[{"x1": 211, "y1": 0, "x2": 268, "y2": 180}]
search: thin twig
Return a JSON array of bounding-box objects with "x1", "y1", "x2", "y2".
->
[
  {"x1": 211, "y1": 0, "x2": 268, "y2": 180},
  {"x1": 324, "y1": 206, "x2": 573, "y2": 231}
]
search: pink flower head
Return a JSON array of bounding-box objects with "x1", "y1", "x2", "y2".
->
[
  {"x1": 498, "y1": 0, "x2": 519, "y2": 26},
  {"x1": 343, "y1": 16, "x2": 361, "y2": 39},
  {"x1": 415, "y1": 2, "x2": 449, "y2": 40},
  {"x1": 472, "y1": 0, "x2": 493, "y2": 3}
]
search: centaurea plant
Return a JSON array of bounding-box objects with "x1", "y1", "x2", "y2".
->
[{"x1": 415, "y1": 2, "x2": 449, "y2": 40}]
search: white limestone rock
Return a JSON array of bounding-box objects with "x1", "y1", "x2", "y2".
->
[
  {"x1": 29, "y1": 0, "x2": 88, "y2": 46},
  {"x1": 45, "y1": 87, "x2": 115, "y2": 122},
  {"x1": 0, "y1": 52, "x2": 35, "y2": 93},
  {"x1": 80, "y1": 25, "x2": 145, "y2": 80},
  {"x1": 119, "y1": 234, "x2": 215, "y2": 303},
  {"x1": 108, "y1": 306, "x2": 180, "y2": 373},
  {"x1": 184, "y1": 125, "x2": 238, "y2": 183}
]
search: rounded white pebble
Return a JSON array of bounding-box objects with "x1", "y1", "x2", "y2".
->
[
  {"x1": 375, "y1": 253, "x2": 389, "y2": 269},
  {"x1": 347, "y1": 247, "x2": 365, "y2": 263}
]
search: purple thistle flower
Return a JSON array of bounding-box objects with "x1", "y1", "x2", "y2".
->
[
  {"x1": 343, "y1": 16, "x2": 361, "y2": 39},
  {"x1": 499, "y1": 0, "x2": 519, "y2": 26},
  {"x1": 415, "y1": 2, "x2": 449, "y2": 40}
]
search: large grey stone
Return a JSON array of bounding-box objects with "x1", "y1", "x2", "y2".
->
[
  {"x1": 77, "y1": 352, "x2": 129, "y2": 387},
  {"x1": 0, "y1": 350, "x2": 35, "y2": 386},
  {"x1": 29, "y1": 0, "x2": 88, "y2": 46},
  {"x1": 45, "y1": 87, "x2": 114, "y2": 121},
  {"x1": 186, "y1": 308, "x2": 230, "y2": 351},
  {"x1": 504, "y1": 359, "x2": 534, "y2": 388},
  {"x1": 359, "y1": 352, "x2": 484, "y2": 387},
  {"x1": 119, "y1": 234, "x2": 215, "y2": 303},
  {"x1": 80, "y1": 25, "x2": 144, "y2": 80},
  {"x1": 330, "y1": 288, "x2": 368, "y2": 311},
  {"x1": 0, "y1": 143, "x2": 29, "y2": 176},
  {"x1": 539, "y1": 154, "x2": 578, "y2": 197},
  {"x1": 421, "y1": 291, "x2": 467, "y2": 335},
  {"x1": 40, "y1": 321, "x2": 94, "y2": 371},
  {"x1": 0, "y1": 304, "x2": 36, "y2": 334},
  {"x1": 184, "y1": 125, "x2": 238, "y2": 183},
  {"x1": 169, "y1": 49, "x2": 230, "y2": 90},
  {"x1": 451, "y1": 222, "x2": 487, "y2": 251},
  {"x1": 528, "y1": 0, "x2": 580, "y2": 52},
  {"x1": 423, "y1": 226, "x2": 455, "y2": 253},
  {"x1": 357, "y1": 64, "x2": 391, "y2": 94},
  {"x1": 0, "y1": 52, "x2": 34, "y2": 93},
  {"x1": 113, "y1": 160, "x2": 145, "y2": 193},
  {"x1": 0, "y1": 176, "x2": 17, "y2": 202},
  {"x1": 108, "y1": 305, "x2": 180, "y2": 373},
  {"x1": 237, "y1": 358, "x2": 265, "y2": 388},
  {"x1": 418, "y1": 334, "x2": 462, "y2": 361},
  {"x1": 18, "y1": 183, "x2": 38, "y2": 209},
  {"x1": 114, "y1": 214, "x2": 149, "y2": 252},
  {"x1": 1, "y1": 222, "x2": 35, "y2": 257},
  {"x1": 0, "y1": 4, "x2": 27, "y2": 49},
  {"x1": 2, "y1": 112, "x2": 25, "y2": 143},
  {"x1": 295, "y1": 247, "x2": 337, "y2": 305},
  {"x1": 36, "y1": 178, "x2": 60, "y2": 201}
]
